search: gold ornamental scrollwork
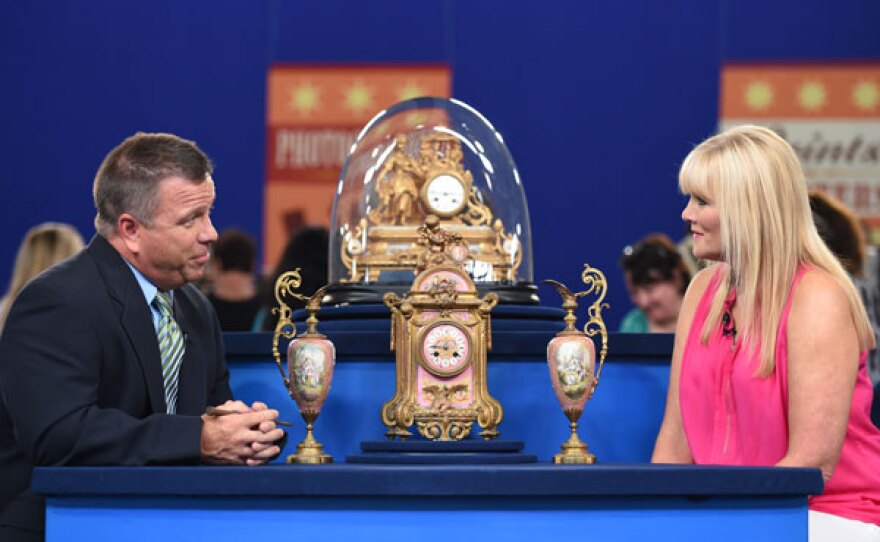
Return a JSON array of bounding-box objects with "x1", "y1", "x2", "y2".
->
[
  {"x1": 270, "y1": 270, "x2": 303, "y2": 389},
  {"x1": 418, "y1": 418, "x2": 475, "y2": 441},
  {"x1": 581, "y1": 264, "x2": 609, "y2": 393}
]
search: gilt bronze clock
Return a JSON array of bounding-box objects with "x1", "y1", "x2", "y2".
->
[
  {"x1": 326, "y1": 97, "x2": 538, "y2": 305},
  {"x1": 383, "y1": 216, "x2": 502, "y2": 441}
]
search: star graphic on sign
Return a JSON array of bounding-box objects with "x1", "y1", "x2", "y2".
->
[
  {"x1": 853, "y1": 80, "x2": 879, "y2": 111},
  {"x1": 289, "y1": 81, "x2": 320, "y2": 116},
  {"x1": 798, "y1": 81, "x2": 827, "y2": 112},
  {"x1": 406, "y1": 112, "x2": 428, "y2": 125},
  {"x1": 344, "y1": 80, "x2": 374, "y2": 115},
  {"x1": 744, "y1": 81, "x2": 773, "y2": 111},
  {"x1": 397, "y1": 80, "x2": 426, "y2": 101}
]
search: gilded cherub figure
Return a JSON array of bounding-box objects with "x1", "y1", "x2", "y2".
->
[{"x1": 416, "y1": 215, "x2": 463, "y2": 272}]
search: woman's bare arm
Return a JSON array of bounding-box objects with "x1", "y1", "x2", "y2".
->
[{"x1": 651, "y1": 265, "x2": 716, "y2": 464}]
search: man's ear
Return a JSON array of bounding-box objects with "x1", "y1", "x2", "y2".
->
[{"x1": 117, "y1": 213, "x2": 142, "y2": 254}]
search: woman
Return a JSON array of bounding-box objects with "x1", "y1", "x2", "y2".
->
[
  {"x1": 619, "y1": 233, "x2": 691, "y2": 333},
  {"x1": 0, "y1": 222, "x2": 84, "y2": 331},
  {"x1": 652, "y1": 125, "x2": 880, "y2": 540}
]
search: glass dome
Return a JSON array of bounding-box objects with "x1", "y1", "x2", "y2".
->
[{"x1": 326, "y1": 97, "x2": 535, "y2": 304}]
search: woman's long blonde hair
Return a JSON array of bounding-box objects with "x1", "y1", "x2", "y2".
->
[
  {"x1": 679, "y1": 125, "x2": 873, "y2": 376},
  {"x1": 0, "y1": 222, "x2": 85, "y2": 330}
]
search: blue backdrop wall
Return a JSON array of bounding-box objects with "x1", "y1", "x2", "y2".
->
[{"x1": 1, "y1": 0, "x2": 878, "y2": 326}]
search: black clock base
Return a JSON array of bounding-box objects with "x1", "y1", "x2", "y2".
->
[
  {"x1": 323, "y1": 282, "x2": 540, "y2": 306},
  {"x1": 346, "y1": 440, "x2": 537, "y2": 464}
]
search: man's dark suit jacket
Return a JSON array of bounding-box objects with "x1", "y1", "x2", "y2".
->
[{"x1": 0, "y1": 234, "x2": 232, "y2": 537}]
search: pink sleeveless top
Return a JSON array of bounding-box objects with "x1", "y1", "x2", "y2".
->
[{"x1": 680, "y1": 265, "x2": 880, "y2": 525}]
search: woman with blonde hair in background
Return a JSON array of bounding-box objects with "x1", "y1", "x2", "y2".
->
[
  {"x1": 0, "y1": 223, "x2": 84, "y2": 331},
  {"x1": 652, "y1": 125, "x2": 880, "y2": 540}
]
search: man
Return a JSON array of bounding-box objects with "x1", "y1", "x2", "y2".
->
[{"x1": 0, "y1": 133, "x2": 284, "y2": 541}]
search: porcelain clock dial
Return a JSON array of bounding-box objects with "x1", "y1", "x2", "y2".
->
[
  {"x1": 420, "y1": 323, "x2": 471, "y2": 376},
  {"x1": 423, "y1": 174, "x2": 466, "y2": 216}
]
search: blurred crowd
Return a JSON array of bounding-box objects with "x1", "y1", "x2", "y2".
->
[{"x1": 199, "y1": 226, "x2": 329, "y2": 332}]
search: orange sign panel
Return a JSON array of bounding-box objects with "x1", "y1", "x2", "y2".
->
[{"x1": 722, "y1": 64, "x2": 880, "y2": 119}]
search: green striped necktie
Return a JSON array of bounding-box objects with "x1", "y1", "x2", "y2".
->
[{"x1": 154, "y1": 291, "x2": 184, "y2": 414}]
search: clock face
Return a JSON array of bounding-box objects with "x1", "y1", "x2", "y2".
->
[
  {"x1": 424, "y1": 174, "x2": 466, "y2": 216},
  {"x1": 420, "y1": 323, "x2": 471, "y2": 376}
]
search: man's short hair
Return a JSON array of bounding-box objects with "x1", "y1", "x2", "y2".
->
[{"x1": 93, "y1": 132, "x2": 213, "y2": 236}]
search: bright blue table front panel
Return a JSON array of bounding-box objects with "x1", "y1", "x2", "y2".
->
[
  {"x1": 44, "y1": 496, "x2": 806, "y2": 542},
  {"x1": 34, "y1": 464, "x2": 821, "y2": 542},
  {"x1": 224, "y1": 305, "x2": 673, "y2": 464}
]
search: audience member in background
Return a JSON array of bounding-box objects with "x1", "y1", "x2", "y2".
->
[
  {"x1": 255, "y1": 226, "x2": 329, "y2": 332},
  {"x1": 653, "y1": 125, "x2": 880, "y2": 540},
  {"x1": 619, "y1": 233, "x2": 691, "y2": 333},
  {"x1": 810, "y1": 189, "x2": 880, "y2": 386},
  {"x1": 0, "y1": 222, "x2": 84, "y2": 332},
  {"x1": 206, "y1": 228, "x2": 261, "y2": 332}
]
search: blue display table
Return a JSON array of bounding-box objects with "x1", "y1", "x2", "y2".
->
[
  {"x1": 30, "y1": 309, "x2": 824, "y2": 540},
  {"x1": 32, "y1": 464, "x2": 822, "y2": 542},
  {"x1": 225, "y1": 305, "x2": 673, "y2": 463}
]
